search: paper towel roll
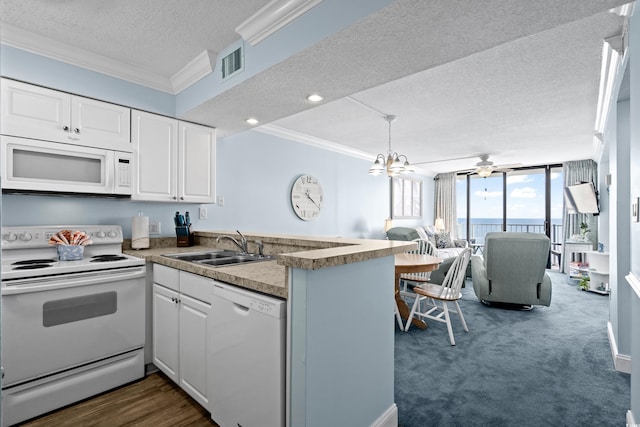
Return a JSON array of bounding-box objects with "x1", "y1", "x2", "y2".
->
[{"x1": 132, "y1": 215, "x2": 150, "y2": 249}]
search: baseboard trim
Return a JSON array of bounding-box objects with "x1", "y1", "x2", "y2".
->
[
  {"x1": 371, "y1": 403, "x2": 398, "y2": 427},
  {"x1": 607, "y1": 321, "x2": 632, "y2": 374},
  {"x1": 627, "y1": 409, "x2": 635, "y2": 425}
]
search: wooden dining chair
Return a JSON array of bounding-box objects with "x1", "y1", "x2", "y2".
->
[{"x1": 404, "y1": 248, "x2": 472, "y2": 345}]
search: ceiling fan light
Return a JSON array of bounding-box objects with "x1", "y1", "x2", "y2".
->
[{"x1": 477, "y1": 167, "x2": 493, "y2": 178}]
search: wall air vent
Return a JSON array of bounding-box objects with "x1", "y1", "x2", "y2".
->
[{"x1": 222, "y1": 47, "x2": 243, "y2": 80}]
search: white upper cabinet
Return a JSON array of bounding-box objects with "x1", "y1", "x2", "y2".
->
[
  {"x1": 178, "y1": 121, "x2": 216, "y2": 203},
  {"x1": 131, "y1": 110, "x2": 215, "y2": 203},
  {"x1": 1, "y1": 78, "x2": 131, "y2": 152}
]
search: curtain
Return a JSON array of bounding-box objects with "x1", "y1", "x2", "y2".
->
[
  {"x1": 434, "y1": 172, "x2": 458, "y2": 239},
  {"x1": 562, "y1": 159, "x2": 598, "y2": 263}
]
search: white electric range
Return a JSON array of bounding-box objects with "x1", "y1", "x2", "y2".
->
[{"x1": 1, "y1": 225, "x2": 146, "y2": 426}]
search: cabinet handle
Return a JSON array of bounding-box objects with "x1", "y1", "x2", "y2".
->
[
  {"x1": 172, "y1": 196, "x2": 177, "y2": 200},
  {"x1": 180, "y1": 196, "x2": 184, "y2": 200},
  {"x1": 63, "y1": 126, "x2": 70, "y2": 132},
  {"x1": 74, "y1": 128, "x2": 80, "y2": 134}
]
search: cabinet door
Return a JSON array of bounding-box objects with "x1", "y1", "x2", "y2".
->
[
  {"x1": 179, "y1": 293, "x2": 211, "y2": 409},
  {"x1": 178, "y1": 121, "x2": 216, "y2": 203},
  {"x1": 1, "y1": 78, "x2": 71, "y2": 142},
  {"x1": 71, "y1": 96, "x2": 131, "y2": 151},
  {"x1": 131, "y1": 110, "x2": 178, "y2": 201},
  {"x1": 152, "y1": 283, "x2": 180, "y2": 383}
]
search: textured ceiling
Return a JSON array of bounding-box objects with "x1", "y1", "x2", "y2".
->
[
  {"x1": 0, "y1": 0, "x2": 271, "y2": 77},
  {"x1": 0, "y1": 0, "x2": 630, "y2": 175}
]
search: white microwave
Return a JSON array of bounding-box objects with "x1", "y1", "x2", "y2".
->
[{"x1": 1, "y1": 135, "x2": 132, "y2": 196}]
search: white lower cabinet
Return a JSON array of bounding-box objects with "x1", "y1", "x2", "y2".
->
[{"x1": 152, "y1": 265, "x2": 211, "y2": 410}]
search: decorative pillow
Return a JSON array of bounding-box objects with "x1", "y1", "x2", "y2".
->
[
  {"x1": 422, "y1": 225, "x2": 437, "y2": 238},
  {"x1": 435, "y1": 231, "x2": 454, "y2": 249},
  {"x1": 454, "y1": 240, "x2": 467, "y2": 248},
  {"x1": 417, "y1": 225, "x2": 438, "y2": 247}
]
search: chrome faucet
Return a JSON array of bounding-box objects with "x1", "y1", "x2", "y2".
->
[
  {"x1": 254, "y1": 240, "x2": 264, "y2": 257},
  {"x1": 216, "y1": 230, "x2": 249, "y2": 253}
]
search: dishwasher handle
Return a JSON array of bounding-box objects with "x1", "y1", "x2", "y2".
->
[{"x1": 233, "y1": 302, "x2": 250, "y2": 315}]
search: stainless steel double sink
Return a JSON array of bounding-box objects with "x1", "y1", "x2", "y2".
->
[{"x1": 163, "y1": 249, "x2": 277, "y2": 267}]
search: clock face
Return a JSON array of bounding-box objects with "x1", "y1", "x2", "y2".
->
[{"x1": 291, "y1": 175, "x2": 323, "y2": 221}]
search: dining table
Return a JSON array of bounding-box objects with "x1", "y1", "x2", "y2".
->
[{"x1": 394, "y1": 253, "x2": 443, "y2": 330}]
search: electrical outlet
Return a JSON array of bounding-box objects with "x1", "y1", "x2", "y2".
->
[
  {"x1": 149, "y1": 221, "x2": 161, "y2": 235},
  {"x1": 199, "y1": 207, "x2": 207, "y2": 220},
  {"x1": 217, "y1": 196, "x2": 225, "y2": 206}
]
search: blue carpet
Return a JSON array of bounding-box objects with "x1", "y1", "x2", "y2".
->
[{"x1": 394, "y1": 271, "x2": 630, "y2": 427}]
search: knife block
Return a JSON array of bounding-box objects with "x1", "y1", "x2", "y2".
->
[{"x1": 176, "y1": 225, "x2": 194, "y2": 247}]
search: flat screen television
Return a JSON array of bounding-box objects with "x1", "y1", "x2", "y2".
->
[{"x1": 566, "y1": 182, "x2": 599, "y2": 214}]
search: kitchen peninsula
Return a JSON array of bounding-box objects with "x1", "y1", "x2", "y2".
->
[{"x1": 126, "y1": 230, "x2": 414, "y2": 427}]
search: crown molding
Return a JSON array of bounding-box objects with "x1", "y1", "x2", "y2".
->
[
  {"x1": 256, "y1": 123, "x2": 374, "y2": 161},
  {"x1": 0, "y1": 23, "x2": 214, "y2": 94},
  {"x1": 257, "y1": 123, "x2": 429, "y2": 175},
  {"x1": 170, "y1": 50, "x2": 217, "y2": 93},
  {"x1": 594, "y1": 35, "x2": 623, "y2": 135},
  {"x1": 235, "y1": 0, "x2": 324, "y2": 46}
]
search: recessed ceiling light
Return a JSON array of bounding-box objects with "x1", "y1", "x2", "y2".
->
[
  {"x1": 246, "y1": 118, "x2": 259, "y2": 125},
  {"x1": 306, "y1": 94, "x2": 324, "y2": 103}
]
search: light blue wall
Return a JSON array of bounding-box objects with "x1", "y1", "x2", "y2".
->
[
  {"x1": 630, "y1": 9, "x2": 640, "y2": 421},
  {"x1": 215, "y1": 129, "x2": 431, "y2": 239},
  {"x1": 608, "y1": 98, "x2": 632, "y2": 358},
  {"x1": 288, "y1": 256, "x2": 395, "y2": 426},
  {"x1": 0, "y1": 45, "x2": 174, "y2": 116},
  {"x1": 0, "y1": 47, "x2": 434, "y2": 240}
]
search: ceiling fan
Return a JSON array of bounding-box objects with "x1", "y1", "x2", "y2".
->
[
  {"x1": 458, "y1": 155, "x2": 523, "y2": 177},
  {"x1": 412, "y1": 154, "x2": 522, "y2": 176}
]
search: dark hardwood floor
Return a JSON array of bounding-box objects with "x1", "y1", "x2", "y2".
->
[{"x1": 19, "y1": 372, "x2": 218, "y2": 426}]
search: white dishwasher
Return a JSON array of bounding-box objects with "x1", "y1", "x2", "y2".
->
[{"x1": 209, "y1": 281, "x2": 286, "y2": 427}]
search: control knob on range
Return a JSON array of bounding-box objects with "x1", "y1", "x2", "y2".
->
[
  {"x1": 107, "y1": 230, "x2": 118, "y2": 238},
  {"x1": 96, "y1": 231, "x2": 107, "y2": 238},
  {"x1": 3, "y1": 232, "x2": 18, "y2": 242},
  {"x1": 19, "y1": 233, "x2": 33, "y2": 241}
]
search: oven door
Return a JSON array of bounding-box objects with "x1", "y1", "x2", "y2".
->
[
  {"x1": 0, "y1": 135, "x2": 121, "y2": 195},
  {"x1": 1, "y1": 266, "x2": 145, "y2": 388}
]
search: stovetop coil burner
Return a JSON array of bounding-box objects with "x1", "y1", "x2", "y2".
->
[
  {"x1": 13, "y1": 264, "x2": 53, "y2": 270},
  {"x1": 11, "y1": 259, "x2": 57, "y2": 270},
  {"x1": 90, "y1": 254, "x2": 128, "y2": 263},
  {"x1": 12, "y1": 259, "x2": 57, "y2": 265}
]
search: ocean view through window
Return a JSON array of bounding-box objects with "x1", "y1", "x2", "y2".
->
[{"x1": 456, "y1": 166, "x2": 563, "y2": 249}]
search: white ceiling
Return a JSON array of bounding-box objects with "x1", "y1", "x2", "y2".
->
[{"x1": 0, "y1": 0, "x2": 631, "y2": 175}]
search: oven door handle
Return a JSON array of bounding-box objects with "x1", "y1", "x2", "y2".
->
[{"x1": 1, "y1": 268, "x2": 145, "y2": 295}]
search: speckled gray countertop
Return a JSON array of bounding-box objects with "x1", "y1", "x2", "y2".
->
[{"x1": 124, "y1": 231, "x2": 414, "y2": 299}]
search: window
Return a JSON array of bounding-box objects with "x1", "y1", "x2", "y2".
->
[
  {"x1": 456, "y1": 164, "x2": 563, "y2": 265},
  {"x1": 392, "y1": 177, "x2": 422, "y2": 219}
]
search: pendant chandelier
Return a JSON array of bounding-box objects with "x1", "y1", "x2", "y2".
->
[{"x1": 368, "y1": 115, "x2": 414, "y2": 177}]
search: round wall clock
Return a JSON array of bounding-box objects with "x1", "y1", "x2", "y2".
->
[{"x1": 291, "y1": 174, "x2": 324, "y2": 221}]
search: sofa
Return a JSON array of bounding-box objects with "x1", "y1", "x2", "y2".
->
[
  {"x1": 386, "y1": 226, "x2": 468, "y2": 258},
  {"x1": 386, "y1": 226, "x2": 469, "y2": 283},
  {"x1": 471, "y1": 232, "x2": 552, "y2": 307}
]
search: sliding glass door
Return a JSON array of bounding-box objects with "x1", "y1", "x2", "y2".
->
[{"x1": 457, "y1": 165, "x2": 563, "y2": 263}]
